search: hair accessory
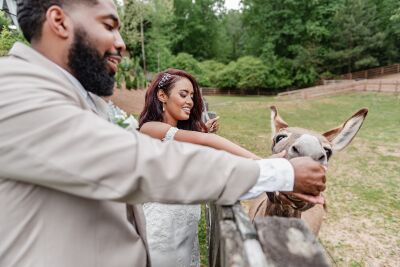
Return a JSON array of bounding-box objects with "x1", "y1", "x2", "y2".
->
[{"x1": 157, "y1": 73, "x2": 173, "y2": 89}]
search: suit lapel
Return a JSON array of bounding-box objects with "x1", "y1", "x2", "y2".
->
[
  {"x1": 8, "y1": 42, "x2": 93, "y2": 112},
  {"x1": 9, "y1": 42, "x2": 151, "y2": 264},
  {"x1": 89, "y1": 93, "x2": 111, "y2": 121}
]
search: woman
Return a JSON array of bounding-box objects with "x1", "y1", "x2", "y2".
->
[{"x1": 139, "y1": 69, "x2": 259, "y2": 267}]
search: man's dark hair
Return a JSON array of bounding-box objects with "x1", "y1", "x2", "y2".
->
[{"x1": 17, "y1": 0, "x2": 97, "y2": 42}]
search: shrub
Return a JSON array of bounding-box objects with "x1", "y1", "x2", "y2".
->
[
  {"x1": 0, "y1": 11, "x2": 11, "y2": 31},
  {"x1": 198, "y1": 60, "x2": 225, "y2": 87},
  {"x1": 214, "y1": 61, "x2": 239, "y2": 89},
  {"x1": 235, "y1": 56, "x2": 268, "y2": 91},
  {"x1": 0, "y1": 27, "x2": 26, "y2": 56},
  {"x1": 115, "y1": 57, "x2": 146, "y2": 90},
  {"x1": 169, "y1": 53, "x2": 202, "y2": 76}
]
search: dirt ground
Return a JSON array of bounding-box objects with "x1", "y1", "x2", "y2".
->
[{"x1": 108, "y1": 86, "x2": 146, "y2": 115}]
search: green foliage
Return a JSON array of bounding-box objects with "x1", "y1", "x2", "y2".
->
[
  {"x1": 0, "y1": 11, "x2": 11, "y2": 30},
  {"x1": 172, "y1": 0, "x2": 224, "y2": 60},
  {"x1": 326, "y1": 0, "x2": 384, "y2": 73},
  {"x1": 0, "y1": 27, "x2": 26, "y2": 56},
  {"x1": 143, "y1": 0, "x2": 176, "y2": 71},
  {"x1": 235, "y1": 56, "x2": 267, "y2": 91},
  {"x1": 115, "y1": 57, "x2": 146, "y2": 90},
  {"x1": 198, "y1": 60, "x2": 225, "y2": 87},
  {"x1": 118, "y1": 0, "x2": 400, "y2": 91},
  {"x1": 214, "y1": 61, "x2": 239, "y2": 89},
  {"x1": 169, "y1": 52, "x2": 202, "y2": 75},
  {"x1": 120, "y1": 0, "x2": 142, "y2": 53}
]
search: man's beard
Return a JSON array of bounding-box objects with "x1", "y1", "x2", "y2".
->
[{"x1": 68, "y1": 29, "x2": 115, "y2": 96}]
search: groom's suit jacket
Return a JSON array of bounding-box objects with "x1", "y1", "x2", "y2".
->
[{"x1": 0, "y1": 43, "x2": 259, "y2": 267}]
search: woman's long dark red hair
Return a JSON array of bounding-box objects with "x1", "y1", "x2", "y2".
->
[{"x1": 139, "y1": 68, "x2": 207, "y2": 132}]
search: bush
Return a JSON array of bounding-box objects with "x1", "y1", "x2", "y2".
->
[
  {"x1": 169, "y1": 53, "x2": 202, "y2": 76},
  {"x1": 115, "y1": 57, "x2": 146, "y2": 90},
  {"x1": 235, "y1": 56, "x2": 267, "y2": 91},
  {"x1": 214, "y1": 61, "x2": 239, "y2": 89},
  {"x1": 0, "y1": 11, "x2": 11, "y2": 30},
  {"x1": 198, "y1": 60, "x2": 225, "y2": 87},
  {"x1": 0, "y1": 25, "x2": 27, "y2": 56}
]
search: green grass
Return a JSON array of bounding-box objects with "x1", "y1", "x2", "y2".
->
[{"x1": 199, "y1": 92, "x2": 400, "y2": 266}]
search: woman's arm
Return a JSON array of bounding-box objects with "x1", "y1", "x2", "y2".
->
[{"x1": 140, "y1": 121, "x2": 260, "y2": 160}]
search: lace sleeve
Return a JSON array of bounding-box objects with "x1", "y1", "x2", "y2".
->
[{"x1": 162, "y1": 127, "x2": 179, "y2": 141}]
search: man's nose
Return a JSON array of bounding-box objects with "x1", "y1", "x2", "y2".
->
[{"x1": 114, "y1": 31, "x2": 126, "y2": 52}]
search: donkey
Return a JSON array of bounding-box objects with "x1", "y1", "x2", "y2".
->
[{"x1": 247, "y1": 106, "x2": 368, "y2": 235}]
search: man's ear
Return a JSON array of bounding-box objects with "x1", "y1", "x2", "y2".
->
[
  {"x1": 157, "y1": 90, "x2": 168, "y2": 103},
  {"x1": 45, "y1": 5, "x2": 71, "y2": 39}
]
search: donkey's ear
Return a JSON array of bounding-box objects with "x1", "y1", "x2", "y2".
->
[
  {"x1": 270, "y1": 106, "x2": 289, "y2": 136},
  {"x1": 323, "y1": 108, "x2": 368, "y2": 151}
]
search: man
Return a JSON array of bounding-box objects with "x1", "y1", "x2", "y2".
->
[{"x1": 0, "y1": 1, "x2": 326, "y2": 266}]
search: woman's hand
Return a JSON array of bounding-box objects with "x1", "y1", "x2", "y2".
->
[{"x1": 205, "y1": 116, "x2": 220, "y2": 133}]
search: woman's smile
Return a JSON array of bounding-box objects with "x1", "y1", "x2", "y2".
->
[{"x1": 182, "y1": 106, "x2": 191, "y2": 114}]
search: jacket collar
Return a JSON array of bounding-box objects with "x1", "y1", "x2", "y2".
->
[{"x1": 8, "y1": 42, "x2": 100, "y2": 114}]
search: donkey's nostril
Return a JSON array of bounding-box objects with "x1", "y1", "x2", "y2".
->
[
  {"x1": 291, "y1": 145, "x2": 299, "y2": 154},
  {"x1": 318, "y1": 155, "x2": 325, "y2": 161}
]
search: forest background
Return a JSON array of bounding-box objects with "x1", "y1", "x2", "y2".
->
[{"x1": 1, "y1": 0, "x2": 400, "y2": 92}]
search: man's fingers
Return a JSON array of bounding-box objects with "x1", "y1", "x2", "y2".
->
[{"x1": 291, "y1": 192, "x2": 325, "y2": 205}]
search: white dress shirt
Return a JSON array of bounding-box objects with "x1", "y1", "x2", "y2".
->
[{"x1": 241, "y1": 158, "x2": 294, "y2": 199}]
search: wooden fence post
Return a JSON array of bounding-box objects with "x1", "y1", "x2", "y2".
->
[
  {"x1": 207, "y1": 203, "x2": 331, "y2": 267},
  {"x1": 255, "y1": 217, "x2": 330, "y2": 267}
]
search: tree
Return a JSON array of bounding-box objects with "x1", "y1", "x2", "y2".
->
[
  {"x1": 235, "y1": 56, "x2": 268, "y2": 92},
  {"x1": 121, "y1": 0, "x2": 142, "y2": 53},
  {"x1": 144, "y1": 0, "x2": 176, "y2": 72},
  {"x1": 241, "y1": 0, "x2": 335, "y2": 87},
  {"x1": 213, "y1": 10, "x2": 245, "y2": 63},
  {"x1": 169, "y1": 52, "x2": 202, "y2": 76},
  {"x1": 198, "y1": 60, "x2": 225, "y2": 87},
  {"x1": 0, "y1": 27, "x2": 26, "y2": 56},
  {"x1": 172, "y1": 0, "x2": 224, "y2": 60},
  {"x1": 326, "y1": 0, "x2": 384, "y2": 73},
  {"x1": 372, "y1": 0, "x2": 400, "y2": 64}
]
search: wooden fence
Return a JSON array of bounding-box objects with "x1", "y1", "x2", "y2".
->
[
  {"x1": 200, "y1": 88, "x2": 278, "y2": 96},
  {"x1": 341, "y1": 64, "x2": 400, "y2": 80},
  {"x1": 206, "y1": 202, "x2": 330, "y2": 267},
  {"x1": 278, "y1": 79, "x2": 400, "y2": 99}
]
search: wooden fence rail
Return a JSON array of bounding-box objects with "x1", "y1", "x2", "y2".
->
[
  {"x1": 206, "y1": 202, "x2": 330, "y2": 267},
  {"x1": 278, "y1": 79, "x2": 400, "y2": 99},
  {"x1": 341, "y1": 64, "x2": 400, "y2": 80}
]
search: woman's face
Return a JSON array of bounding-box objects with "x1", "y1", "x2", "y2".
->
[{"x1": 162, "y1": 77, "x2": 194, "y2": 126}]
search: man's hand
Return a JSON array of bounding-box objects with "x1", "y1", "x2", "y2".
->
[
  {"x1": 290, "y1": 192, "x2": 325, "y2": 205},
  {"x1": 289, "y1": 156, "x2": 326, "y2": 196}
]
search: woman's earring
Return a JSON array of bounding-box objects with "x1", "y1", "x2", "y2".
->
[{"x1": 162, "y1": 102, "x2": 165, "y2": 112}]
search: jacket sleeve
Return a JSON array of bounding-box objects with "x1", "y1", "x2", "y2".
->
[{"x1": 0, "y1": 61, "x2": 259, "y2": 205}]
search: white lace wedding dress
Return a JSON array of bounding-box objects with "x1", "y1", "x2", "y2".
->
[{"x1": 143, "y1": 127, "x2": 201, "y2": 267}]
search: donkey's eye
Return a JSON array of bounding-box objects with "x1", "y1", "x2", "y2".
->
[
  {"x1": 324, "y1": 148, "x2": 332, "y2": 159},
  {"x1": 275, "y1": 134, "x2": 287, "y2": 143}
]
